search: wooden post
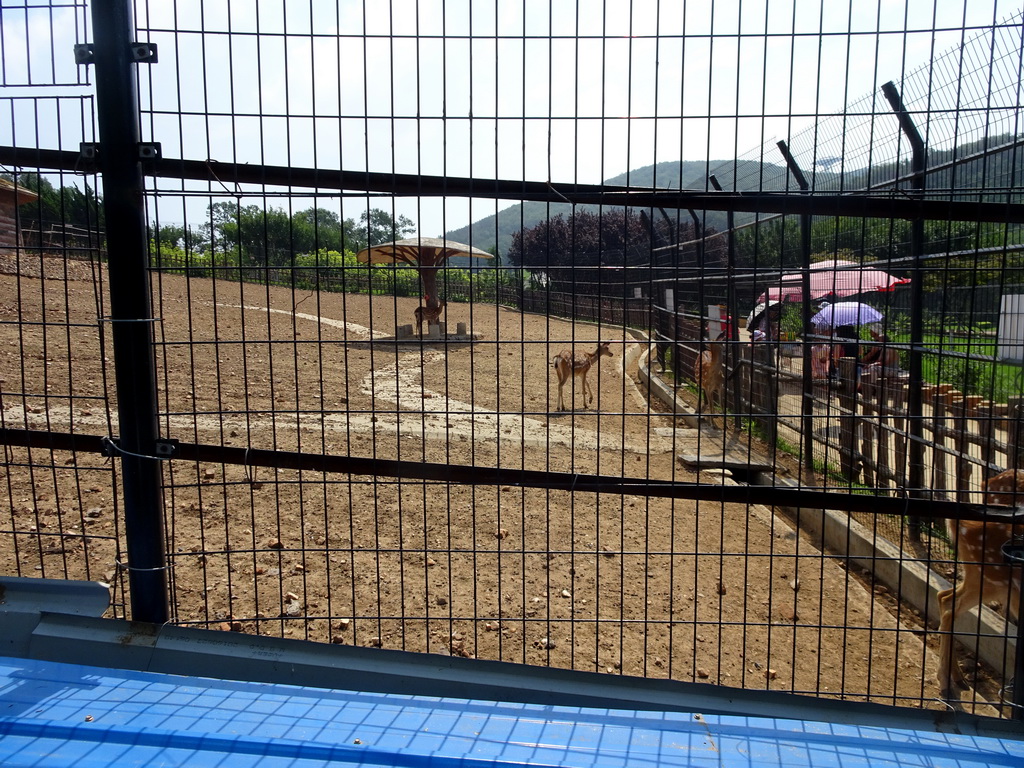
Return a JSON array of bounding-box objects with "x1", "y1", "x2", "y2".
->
[
  {"x1": 931, "y1": 388, "x2": 950, "y2": 502},
  {"x1": 951, "y1": 394, "x2": 974, "y2": 503},
  {"x1": 977, "y1": 401, "x2": 996, "y2": 475},
  {"x1": 748, "y1": 342, "x2": 778, "y2": 445},
  {"x1": 892, "y1": 380, "x2": 910, "y2": 491},
  {"x1": 838, "y1": 357, "x2": 859, "y2": 481},
  {"x1": 859, "y1": 374, "x2": 877, "y2": 489},
  {"x1": 874, "y1": 370, "x2": 894, "y2": 494},
  {"x1": 1009, "y1": 398, "x2": 1024, "y2": 468}
]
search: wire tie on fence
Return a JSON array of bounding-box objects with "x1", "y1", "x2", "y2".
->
[
  {"x1": 206, "y1": 158, "x2": 242, "y2": 196},
  {"x1": 546, "y1": 181, "x2": 574, "y2": 205},
  {"x1": 115, "y1": 559, "x2": 173, "y2": 574},
  {"x1": 101, "y1": 436, "x2": 163, "y2": 462},
  {"x1": 244, "y1": 447, "x2": 259, "y2": 486}
]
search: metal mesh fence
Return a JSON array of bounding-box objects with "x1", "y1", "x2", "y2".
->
[{"x1": 2, "y1": 0, "x2": 1024, "y2": 722}]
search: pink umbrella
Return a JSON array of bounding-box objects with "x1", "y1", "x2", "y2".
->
[{"x1": 758, "y1": 259, "x2": 910, "y2": 303}]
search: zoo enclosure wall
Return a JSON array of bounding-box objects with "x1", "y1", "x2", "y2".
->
[{"x1": 2, "y1": 0, "x2": 1024, "y2": 724}]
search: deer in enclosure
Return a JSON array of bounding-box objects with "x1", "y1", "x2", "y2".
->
[
  {"x1": 696, "y1": 334, "x2": 727, "y2": 427},
  {"x1": 936, "y1": 468, "x2": 1022, "y2": 698},
  {"x1": 414, "y1": 299, "x2": 446, "y2": 336},
  {"x1": 552, "y1": 341, "x2": 613, "y2": 411}
]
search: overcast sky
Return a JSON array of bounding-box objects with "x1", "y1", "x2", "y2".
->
[{"x1": 2, "y1": 0, "x2": 1021, "y2": 242}]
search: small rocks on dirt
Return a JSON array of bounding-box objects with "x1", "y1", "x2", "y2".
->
[
  {"x1": 535, "y1": 637, "x2": 556, "y2": 650},
  {"x1": 282, "y1": 592, "x2": 302, "y2": 617},
  {"x1": 696, "y1": 668, "x2": 710, "y2": 679}
]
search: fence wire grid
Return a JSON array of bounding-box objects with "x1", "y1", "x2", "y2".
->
[{"x1": 2, "y1": 0, "x2": 1024, "y2": 723}]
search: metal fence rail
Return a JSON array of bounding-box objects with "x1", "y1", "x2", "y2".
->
[{"x1": 2, "y1": 0, "x2": 1024, "y2": 724}]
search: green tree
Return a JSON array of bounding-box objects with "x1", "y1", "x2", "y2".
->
[
  {"x1": 359, "y1": 208, "x2": 415, "y2": 246},
  {"x1": 15, "y1": 173, "x2": 103, "y2": 233}
]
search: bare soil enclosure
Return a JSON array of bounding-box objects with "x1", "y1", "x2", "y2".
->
[{"x1": 0, "y1": 258, "x2": 972, "y2": 712}]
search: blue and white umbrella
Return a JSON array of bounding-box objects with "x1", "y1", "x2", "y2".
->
[{"x1": 810, "y1": 301, "x2": 883, "y2": 329}]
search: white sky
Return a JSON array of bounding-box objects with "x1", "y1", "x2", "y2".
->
[{"x1": 1, "y1": 0, "x2": 1021, "y2": 241}]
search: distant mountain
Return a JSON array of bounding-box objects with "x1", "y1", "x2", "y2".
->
[
  {"x1": 444, "y1": 133, "x2": 1024, "y2": 261},
  {"x1": 444, "y1": 158, "x2": 793, "y2": 260}
]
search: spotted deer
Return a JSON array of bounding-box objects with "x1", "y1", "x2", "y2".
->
[
  {"x1": 552, "y1": 341, "x2": 613, "y2": 411},
  {"x1": 696, "y1": 334, "x2": 726, "y2": 427},
  {"x1": 414, "y1": 299, "x2": 446, "y2": 336},
  {"x1": 936, "y1": 468, "x2": 1022, "y2": 697}
]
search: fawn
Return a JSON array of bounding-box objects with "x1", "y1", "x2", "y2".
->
[
  {"x1": 552, "y1": 341, "x2": 613, "y2": 411},
  {"x1": 696, "y1": 334, "x2": 726, "y2": 427},
  {"x1": 936, "y1": 468, "x2": 1022, "y2": 698},
  {"x1": 414, "y1": 299, "x2": 446, "y2": 336}
]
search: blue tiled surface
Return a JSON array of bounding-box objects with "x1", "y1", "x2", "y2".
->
[{"x1": 0, "y1": 655, "x2": 1022, "y2": 767}]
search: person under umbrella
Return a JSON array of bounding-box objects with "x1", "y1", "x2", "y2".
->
[
  {"x1": 809, "y1": 301, "x2": 884, "y2": 381},
  {"x1": 747, "y1": 300, "x2": 782, "y2": 342}
]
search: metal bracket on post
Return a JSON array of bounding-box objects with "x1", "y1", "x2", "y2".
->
[
  {"x1": 75, "y1": 42, "x2": 157, "y2": 66},
  {"x1": 130, "y1": 43, "x2": 158, "y2": 63},
  {"x1": 154, "y1": 438, "x2": 178, "y2": 458},
  {"x1": 138, "y1": 143, "x2": 162, "y2": 162},
  {"x1": 73, "y1": 44, "x2": 95, "y2": 65},
  {"x1": 78, "y1": 142, "x2": 100, "y2": 172}
]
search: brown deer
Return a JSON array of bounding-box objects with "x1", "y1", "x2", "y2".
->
[
  {"x1": 552, "y1": 341, "x2": 613, "y2": 411},
  {"x1": 414, "y1": 299, "x2": 446, "y2": 336},
  {"x1": 936, "y1": 468, "x2": 1022, "y2": 698},
  {"x1": 696, "y1": 334, "x2": 726, "y2": 427}
]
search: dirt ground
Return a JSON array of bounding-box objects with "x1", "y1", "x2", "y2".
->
[{"x1": 0, "y1": 255, "x2": 986, "y2": 713}]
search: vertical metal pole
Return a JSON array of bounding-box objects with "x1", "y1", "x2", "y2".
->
[
  {"x1": 689, "y1": 208, "x2": 704, "y2": 337},
  {"x1": 777, "y1": 141, "x2": 815, "y2": 475},
  {"x1": 882, "y1": 81, "x2": 926, "y2": 540},
  {"x1": 91, "y1": 0, "x2": 169, "y2": 622},
  {"x1": 709, "y1": 175, "x2": 741, "y2": 429}
]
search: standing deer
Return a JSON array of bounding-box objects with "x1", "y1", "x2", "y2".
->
[
  {"x1": 414, "y1": 299, "x2": 446, "y2": 336},
  {"x1": 552, "y1": 341, "x2": 613, "y2": 411},
  {"x1": 696, "y1": 334, "x2": 726, "y2": 427},
  {"x1": 936, "y1": 468, "x2": 1022, "y2": 698}
]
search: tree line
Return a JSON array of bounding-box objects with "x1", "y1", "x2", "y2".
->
[
  {"x1": 503, "y1": 203, "x2": 1022, "y2": 296},
  {"x1": 154, "y1": 203, "x2": 415, "y2": 266}
]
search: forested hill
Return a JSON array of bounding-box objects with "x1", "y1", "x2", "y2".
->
[
  {"x1": 442, "y1": 158, "x2": 791, "y2": 260},
  {"x1": 443, "y1": 132, "x2": 1024, "y2": 261}
]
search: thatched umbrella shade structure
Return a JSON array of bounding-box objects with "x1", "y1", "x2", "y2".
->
[{"x1": 356, "y1": 237, "x2": 494, "y2": 328}]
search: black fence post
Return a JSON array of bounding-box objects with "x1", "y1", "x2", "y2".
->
[
  {"x1": 90, "y1": 0, "x2": 169, "y2": 623},
  {"x1": 709, "y1": 175, "x2": 742, "y2": 429},
  {"x1": 882, "y1": 81, "x2": 927, "y2": 540},
  {"x1": 777, "y1": 140, "x2": 816, "y2": 476}
]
